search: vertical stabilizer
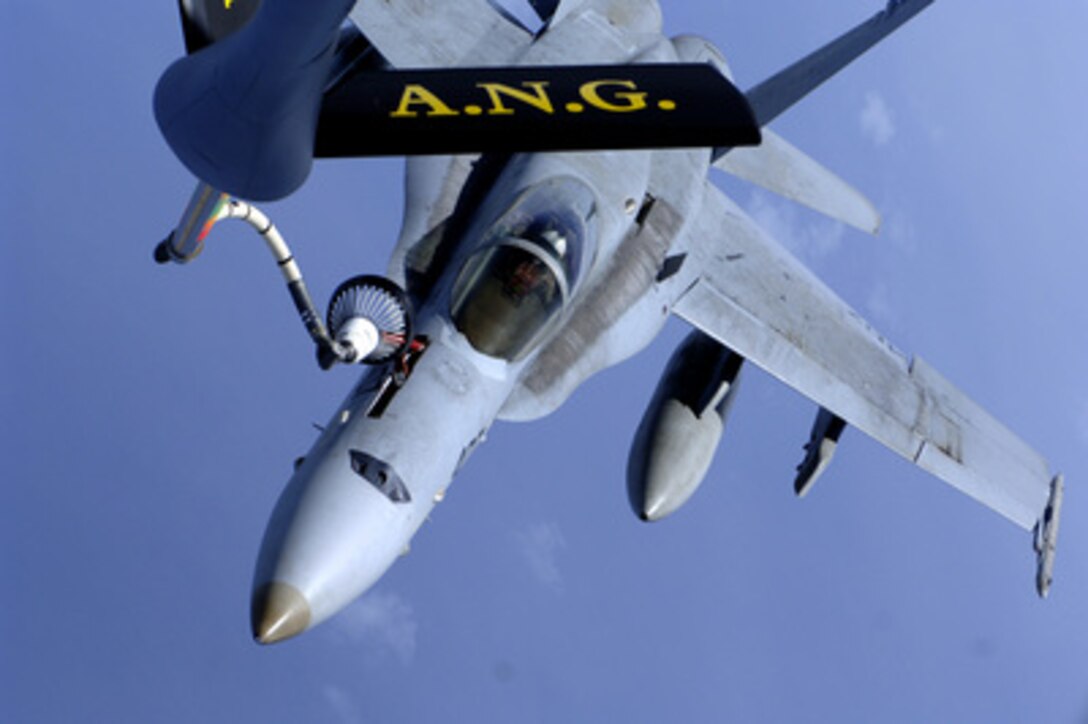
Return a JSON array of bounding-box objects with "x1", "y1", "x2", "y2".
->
[{"x1": 740, "y1": 0, "x2": 935, "y2": 129}]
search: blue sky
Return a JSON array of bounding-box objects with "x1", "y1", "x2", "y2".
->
[{"x1": 4, "y1": 1, "x2": 1087, "y2": 721}]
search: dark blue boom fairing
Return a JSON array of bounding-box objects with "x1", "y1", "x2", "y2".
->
[{"x1": 155, "y1": 0, "x2": 355, "y2": 200}]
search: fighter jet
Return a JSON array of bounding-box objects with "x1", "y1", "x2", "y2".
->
[{"x1": 153, "y1": 0, "x2": 1064, "y2": 645}]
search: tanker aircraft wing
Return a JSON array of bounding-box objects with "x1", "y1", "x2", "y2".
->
[{"x1": 671, "y1": 182, "x2": 1062, "y2": 593}]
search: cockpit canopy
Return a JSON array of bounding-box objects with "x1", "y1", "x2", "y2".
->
[{"x1": 450, "y1": 176, "x2": 597, "y2": 361}]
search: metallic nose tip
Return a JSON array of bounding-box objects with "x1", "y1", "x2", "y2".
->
[
  {"x1": 640, "y1": 497, "x2": 665, "y2": 522},
  {"x1": 251, "y1": 582, "x2": 312, "y2": 645}
]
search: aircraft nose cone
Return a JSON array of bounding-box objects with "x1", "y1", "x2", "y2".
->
[
  {"x1": 251, "y1": 582, "x2": 312, "y2": 645},
  {"x1": 639, "y1": 496, "x2": 667, "y2": 522}
]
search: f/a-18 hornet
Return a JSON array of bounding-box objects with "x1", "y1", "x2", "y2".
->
[{"x1": 153, "y1": 0, "x2": 1063, "y2": 644}]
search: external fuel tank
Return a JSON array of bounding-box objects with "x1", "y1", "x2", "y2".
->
[{"x1": 627, "y1": 331, "x2": 743, "y2": 521}]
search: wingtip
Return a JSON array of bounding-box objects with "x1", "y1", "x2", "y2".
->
[{"x1": 1033, "y1": 473, "x2": 1063, "y2": 599}]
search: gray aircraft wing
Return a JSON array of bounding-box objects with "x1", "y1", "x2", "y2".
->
[
  {"x1": 348, "y1": 0, "x2": 532, "y2": 67},
  {"x1": 672, "y1": 182, "x2": 1054, "y2": 532}
]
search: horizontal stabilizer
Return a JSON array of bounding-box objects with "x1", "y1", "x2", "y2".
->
[
  {"x1": 316, "y1": 64, "x2": 761, "y2": 157},
  {"x1": 714, "y1": 127, "x2": 881, "y2": 234}
]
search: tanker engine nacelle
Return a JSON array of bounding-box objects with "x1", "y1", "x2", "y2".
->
[{"x1": 627, "y1": 331, "x2": 744, "y2": 521}]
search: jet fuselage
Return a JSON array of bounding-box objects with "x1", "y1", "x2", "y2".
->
[{"x1": 251, "y1": 135, "x2": 708, "y2": 641}]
